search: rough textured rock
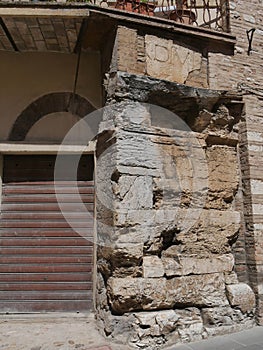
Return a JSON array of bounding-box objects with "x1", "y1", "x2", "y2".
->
[
  {"x1": 192, "y1": 105, "x2": 235, "y2": 134},
  {"x1": 206, "y1": 146, "x2": 239, "y2": 209},
  {"x1": 161, "y1": 253, "x2": 234, "y2": 277},
  {"x1": 175, "y1": 308, "x2": 204, "y2": 343},
  {"x1": 202, "y1": 306, "x2": 253, "y2": 328},
  {"x1": 226, "y1": 283, "x2": 256, "y2": 313},
  {"x1": 174, "y1": 209, "x2": 241, "y2": 256},
  {"x1": 94, "y1": 79, "x2": 251, "y2": 347},
  {"x1": 107, "y1": 274, "x2": 228, "y2": 314},
  {"x1": 145, "y1": 35, "x2": 207, "y2": 87},
  {"x1": 142, "y1": 256, "x2": 164, "y2": 278},
  {"x1": 224, "y1": 271, "x2": 239, "y2": 285}
]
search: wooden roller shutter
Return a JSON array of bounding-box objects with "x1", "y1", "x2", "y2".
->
[{"x1": 0, "y1": 155, "x2": 94, "y2": 312}]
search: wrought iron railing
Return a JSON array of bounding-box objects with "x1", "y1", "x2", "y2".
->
[
  {"x1": 84, "y1": 0, "x2": 230, "y2": 32},
  {"x1": 2, "y1": 0, "x2": 229, "y2": 32}
]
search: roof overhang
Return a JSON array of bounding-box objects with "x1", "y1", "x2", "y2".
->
[{"x1": 0, "y1": 2, "x2": 236, "y2": 54}]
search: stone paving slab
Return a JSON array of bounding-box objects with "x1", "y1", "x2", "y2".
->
[{"x1": 169, "y1": 326, "x2": 263, "y2": 350}]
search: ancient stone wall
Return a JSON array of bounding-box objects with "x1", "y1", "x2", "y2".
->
[
  {"x1": 209, "y1": 0, "x2": 263, "y2": 324},
  {"x1": 95, "y1": 73, "x2": 256, "y2": 348},
  {"x1": 110, "y1": 26, "x2": 208, "y2": 88}
]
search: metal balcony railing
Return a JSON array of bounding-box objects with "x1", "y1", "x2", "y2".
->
[{"x1": 82, "y1": 0, "x2": 230, "y2": 32}]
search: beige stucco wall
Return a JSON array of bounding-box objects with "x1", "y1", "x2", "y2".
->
[
  {"x1": 25, "y1": 112, "x2": 98, "y2": 144},
  {"x1": 0, "y1": 50, "x2": 102, "y2": 141}
]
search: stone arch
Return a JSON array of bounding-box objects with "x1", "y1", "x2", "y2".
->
[{"x1": 8, "y1": 92, "x2": 96, "y2": 141}]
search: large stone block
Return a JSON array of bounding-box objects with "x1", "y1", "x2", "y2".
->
[
  {"x1": 206, "y1": 146, "x2": 239, "y2": 209},
  {"x1": 145, "y1": 35, "x2": 206, "y2": 87},
  {"x1": 175, "y1": 209, "x2": 241, "y2": 256},
  {"x1": 226, "y1": 283, "x2": 256, "y2": 313},
  {"x1": 113, "y1": 175, "x2": 153, "y2": 210},
  {"x1": 161, "y1": 253, "x2": 234, "y2": 277},
  {"x1": 107, "y1": 273, "x2": 228, "y2": 313}
]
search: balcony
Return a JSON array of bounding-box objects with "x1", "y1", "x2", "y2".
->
[
  {"x1": 56, "y1": 0, "x2": 230, "y2": 32},
  {"x1": 0, "y1": 0, "x2": 234, "y2": 55}
]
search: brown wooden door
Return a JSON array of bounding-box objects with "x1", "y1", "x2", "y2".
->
[{"x1": 0, "y1": 155, "x2": 94, "y2": 312}]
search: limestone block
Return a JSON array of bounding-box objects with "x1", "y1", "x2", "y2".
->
[
  {"x1": 142, "y1": 256, "x2": 165, "y2": 278},
  {"x1": 114, "y1": 175, "x2": 153, "y2": 210},
  {"x1": 107, "y1": 273, "x2": 228, "y2": 313},
  {"x1": 206, "y1": 146, "x2": 239, "y2": 207},
  {"x1": 162, "y1": 254, "x2": 234, "y2": 277},
  {"x1": 145, "y1": 35, "x2": 205, "y2": 85},
  {"x1": 226, "y1": 283, "x2": 256, "y2": 313},
  {"x1": 167, "y1": 273, "x2": 228, "y2": 308},
  {"x1": 116, "y1": 130, "x2": 162, "y2": 175},
  {"x1": 99, "y1": 243, "x2": 143, "y2": 268},
  {"x1": 175, "y1": 209, "x2": 241, "y2": 255},
  {"x1": 135, "y1": 311, "x2": 158, "y2": 328},
  {"x1": 99, "y1": 311, "x2": 137, "y2": 343},
  {"x1": 161, "y1": 257, "x2": 182, "y2": 277}
]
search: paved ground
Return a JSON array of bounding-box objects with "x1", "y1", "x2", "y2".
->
[
  {"x1": 0, "y1": 314, "x2": 262, "y2": 350},
  {"x1": 0, "y1": 313, "x2": 130, "y2": 350},
  {"x1": 169, "y1": 326, "x2": 263, "y2": 350}
]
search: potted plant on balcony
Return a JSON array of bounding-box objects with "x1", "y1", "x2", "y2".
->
[{"x1": 115, "y1": 0, "x2": 156, "y2": 16}]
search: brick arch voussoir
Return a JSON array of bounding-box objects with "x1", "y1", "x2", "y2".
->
[{"x1": 9, "y1": 92, "x2": 96, "y2": 141}]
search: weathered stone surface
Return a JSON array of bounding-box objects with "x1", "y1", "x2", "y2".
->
[
  {"x1": 192, "y1": 105, "x2": 235, "y2": 134},
  {"x1": 224, "y1": 271, "x2": 239, "y2": 285},
  {"x1": 95, "y1": 83, "x2": 248, "y2": 346},
  {"x1": 129, "y1": 308, "x2": 204, "y2": 348},
  {"x1": 107, "y1": 274, "x2": 228, "y2": 314},
  {"x1": 145, "y1": 35, "x2": 207, "y2": 87},
  {"x1": 142, "y1": 256, "x2": 164, "y2": 278},
  {"x1": 206, "y1": 146, "x2": 239, "y2": 209},
  {"x1": 161, "y1": 253, "x2": 234, "y2": 277},
  {"x1": 99, "y1": 242, "x2": 143, "y2": 269},
  {"x1": 116, "y1": 130, "x2": 162, "y2": 177},
  {"x1": 175, "y1": 308, "x2": 204, "y2": 343},
  {"x1": 113, "y1": 175, "x2": 153, "y2": 210},
  {"x1": 202, "y1": 306, "x2": 253, "y2": 328},
  {"x1": 135, "y1": 310, "x2": 179, "y2": 336},
  {"x1": 175, "y1": 209, "x2": 240, "y2": 256},
  {"x1": 113, "y1": 207, "x2": 239, "y2": 257},
  {"x1": 98, "y1": 311, "x2": 137, "y2": 344},
  {"x1": 226, "y1": 283, "x2": 256, "y2": 313}
]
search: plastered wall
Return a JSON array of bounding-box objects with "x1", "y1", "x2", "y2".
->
[{"x1": 0, "y1": 51, "x2": 102, "y2": 142}]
